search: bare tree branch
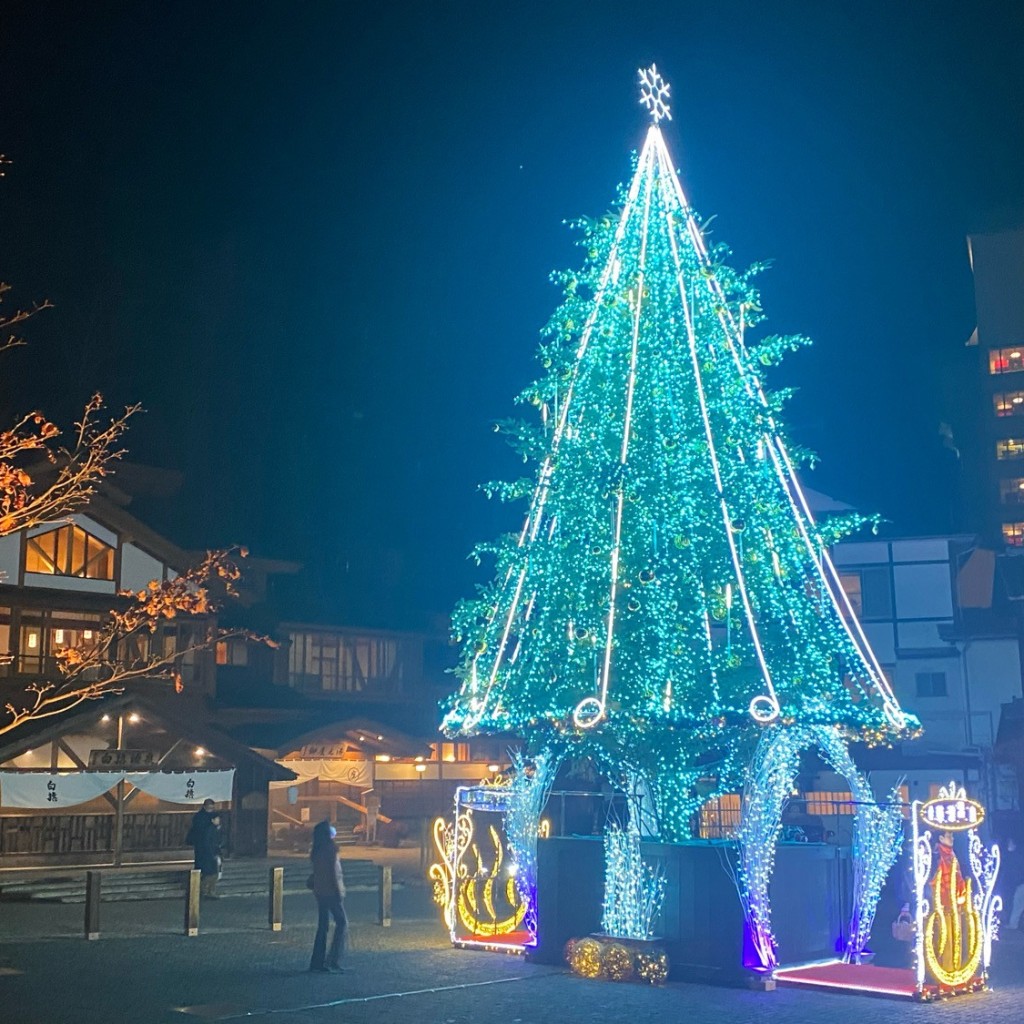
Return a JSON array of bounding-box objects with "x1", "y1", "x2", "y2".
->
[{"x1": 1, "y1": 165, "x2": 266, "y2": 739}]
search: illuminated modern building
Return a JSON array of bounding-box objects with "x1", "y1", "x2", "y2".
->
[{"x1": 967, "y1": 227, "x2": 1024, "y2": 546}]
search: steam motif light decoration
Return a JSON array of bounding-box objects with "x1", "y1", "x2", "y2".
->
[
  {"x1": 911, "y1": 781, "x2": 1000, "y2": 998},
  {"x1": 429, "y1": 779, "x2": 543, "y2": 952}
]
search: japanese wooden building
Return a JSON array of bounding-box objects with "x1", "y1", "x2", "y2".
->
[{"x1": 0, "y1": 693, "x2": 295, "y2": 868}]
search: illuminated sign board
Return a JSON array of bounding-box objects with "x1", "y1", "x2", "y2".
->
[{"x1": 919, "y1": 794, "x2": 985, "y2": 832}]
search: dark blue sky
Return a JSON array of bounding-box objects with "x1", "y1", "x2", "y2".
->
[{"x1": 2, "y1": 1, "x2": 1023, "y2": 628}]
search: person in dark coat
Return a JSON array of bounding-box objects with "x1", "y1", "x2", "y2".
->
[
  {"x1": 185, "y1": 794, "x2": 215, "y2": 843},
  {"x1": 309, "y1": 820, "x2": 347, "y2": 973},
  {"x1": 196, "y1": 814, "x2": 223, "y2": 898}
]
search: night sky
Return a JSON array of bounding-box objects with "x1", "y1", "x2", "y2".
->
[{"x1": 2, "y1": 1, "x2": 1023, "y2": 630}]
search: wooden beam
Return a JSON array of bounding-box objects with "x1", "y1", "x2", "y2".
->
[
  {"x1": 156, "y1": 738, "x2": 185, "y2": 766},
  {"x1": 58, "y1": 739, "x2": 87, "y2": 770}
]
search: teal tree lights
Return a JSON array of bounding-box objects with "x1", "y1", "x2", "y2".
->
[{"x1": 444, "y1": 66, "x2": 917, "y2": 841}]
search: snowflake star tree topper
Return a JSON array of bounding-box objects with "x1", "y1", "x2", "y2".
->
[{"x1": 638, "y1": 64, "x2": 671, "y2": 124}]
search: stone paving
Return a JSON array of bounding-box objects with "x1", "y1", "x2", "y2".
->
[{"x1": 1, "y1": 871, "x2": 1023, "y2": 1024}]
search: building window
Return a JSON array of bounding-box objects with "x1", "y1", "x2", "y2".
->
[
  {"x1": 25, "y1": 524, "x2": 114, "y2": 580},
  {"x1": 288, "y1": 630, "x2": 404, "y2": 694},
  {"x1": 989, "y1": 347, "x2": 1024, "y2": 375},
  {"x1": 837, "y1": 567, "x2": 892, "y2": 619},
  {"x1": 16, "y1": 610, "x2": 104, "y2": 675},
  {"x1": 1003, "y1": 523, "x2": 1024, "y2": 546},
  {"x1": 1000, "y1": 478, "x2": 1024, "y2": 505},
  {"x1": 215, "y1": 639, "x2": 249, "y2": 666},
  {"x1": 838, "y1": 573, "x2": 862, "y2": 616},
  {"x1": 804, "y1": 791, "x2": 855, "y2": 815},
  {"x1": 0, "y1": 606, "x2": 10, "y2": 677},
  {"x1": 915, "y1": 671, "x2": 948, "y2": 698},
  {"x1": 699, "y1": 793, "x2": 741, "y2": 839},
  {"x1": 995, "y1": 391, "x2": 1024, "y2": 416},
  {"x1": 438, "y1": 742, "x2": 470, "y2": 763},
  {"x1": 996, "y1": 438, "x2": 1024, "y2": 460}
]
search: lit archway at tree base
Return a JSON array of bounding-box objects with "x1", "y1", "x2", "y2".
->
[{"x1": 734, "y1": 724, "x2": 904, "y2": 971}]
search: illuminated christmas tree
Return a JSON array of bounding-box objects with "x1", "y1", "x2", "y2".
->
[{"x1": 444, "y1": 67, "x2": 916, "y2": 841}]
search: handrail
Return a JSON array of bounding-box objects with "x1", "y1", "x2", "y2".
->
[
  {"x1": 331, "y1": 793, "x2": 393, "y2": 825},
  {"x1": 293, "y1": 793, "x2": 393, "y2": 825}
]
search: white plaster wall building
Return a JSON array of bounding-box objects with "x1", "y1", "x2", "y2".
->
[{"x1": 831, "y1": 534, "x2": 1024, "y2": 819}]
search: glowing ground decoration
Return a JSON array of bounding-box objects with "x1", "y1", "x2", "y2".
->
[
  {"x1": 602, "y1": 823, "x2": 666, "y2": 940},
  {"x1": 443, "y1": 66, "x2": 917, "y2": 841},
  {"x1": 911, "y1": 782, "x2": 1000, "y2": 998}
]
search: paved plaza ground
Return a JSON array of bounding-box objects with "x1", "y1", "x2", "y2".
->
[{"x1": 2, "y1": 847, "x2": 1023, "y2": 1024}]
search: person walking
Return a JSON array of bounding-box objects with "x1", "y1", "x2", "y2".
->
[
  {"x1": 197, "y1": 813, "x2": 223, "y2": 898},
  {"x1": 309, "y1": 820, "x2": 347, "y2": 973}
]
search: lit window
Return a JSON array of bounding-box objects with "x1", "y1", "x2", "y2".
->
[
  {"x1": 999, "y1": 479, "x2": 1024, "y2": 505},
  {"x1": 25, "y1": 525, "x2": 114, "y2": 580},
  {"x1": 804, "y1": 791, "x2": 855, "y2": 815},
  {"x1": 838, "y1": 573, "x2": 862, "y2": 617},
  {"x1": 996, "y1": 438, "x2": 1024, "y2": 460},
  {"x1": 915, "y1": 671, "x2": 947, "y2": 698},
  {"x1": 215, "y1": 639, "x2": 248, "y2": 666},
  {"x1": 1003, "y1": 522, "x2": 1024, "y2": 547},
  {"x1": 16, "y1": 611, "x2": 103, "y2": 674},
  {"x1": 836, "y1": 567, "x2": 891, "y2": 619},
  {"x1": 995, "y1": 391, "x2": 1024, "y2": 416},
  {"x1": 989, "y1": 347, "x2": 1024, "y2": 375},
  {"x1": 699, "y1": 794, "x2": 741, "y2": 839},
  {"x1": 287, "y1": 628, "x2": 403, "y2": 693}
]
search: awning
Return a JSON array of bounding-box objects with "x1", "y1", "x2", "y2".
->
[
  {"x1": 269, "y1": 759, "x2": 371, "y2": 790},
  {"x1": 0, "y1": 768, "x2": 235, "y2": 809}
]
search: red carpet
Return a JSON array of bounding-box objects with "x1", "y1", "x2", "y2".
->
[
  {"x1": 775, "y1": 960, "x2": 918, "y2": 999},
  {"x1": 455, "y1": 930, "x2": 533, "y2": 951}
]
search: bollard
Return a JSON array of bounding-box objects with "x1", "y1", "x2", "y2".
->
[
  {"x1": 268, "y1": 866, "x2": 284, "y2": 931},
  {"x1": 419, "y1": 818, "x2": 429, "y2": 872},
  {"x1": 85, "y1": 871, "x2": 101, "y2": 940},
  {"x1": 185, "y1": 869, "x2": 201, "y2": 936},
  {"x1": 378, "y1": 864, "x2": 392, "y2": 927}
]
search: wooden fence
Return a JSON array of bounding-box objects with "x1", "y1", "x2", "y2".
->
[{"x1": 0, "y1": 811, "x2": 209, "y2": 856}]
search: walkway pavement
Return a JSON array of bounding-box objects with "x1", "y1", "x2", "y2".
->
[{"x1": 2, "y1": 850, "x2": 1023, "y2": 1024}]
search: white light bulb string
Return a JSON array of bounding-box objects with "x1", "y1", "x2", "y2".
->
[
  {"x1": 653, "y1": 129, "x2": 780, "y2": 723},
  {"x1": 655, "y1": 128, "x2": 904, "y2": 729},
  {"x1": 456, "y1": 140, "x2": 650, "y2": 729}
]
